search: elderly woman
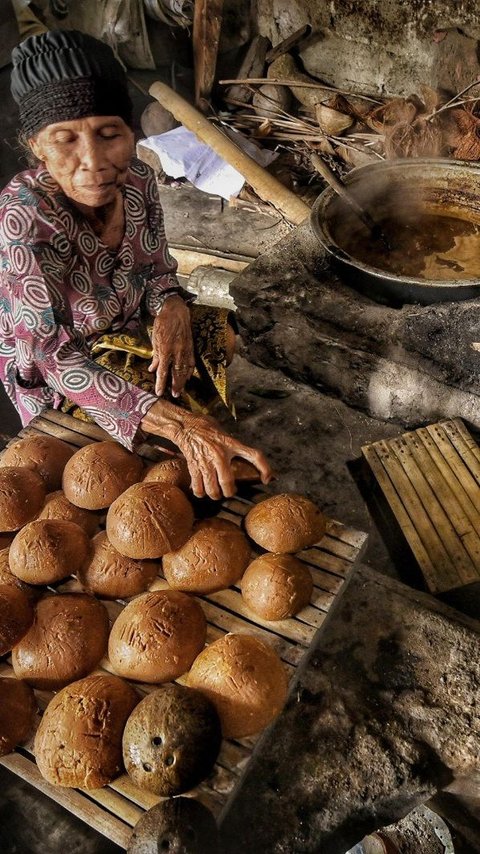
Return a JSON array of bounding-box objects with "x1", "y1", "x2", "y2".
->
[{"x1": 0, "y1": 29, "x2": 272, "y2": 499}]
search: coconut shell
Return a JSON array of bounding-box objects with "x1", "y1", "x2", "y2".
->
[
  {"x1": 0, "y1": 435, "x2": 74, "y2": 492},
  {"x1": 0, "y1": 584, "x2": 34, "y2": 655},
  {"x1": 38, "y1": 490, "x2": 100, "y2": 536},
  {"x1": 62, "y1": 441, "x2": 143, "y2": 510},
  {"x1": 0, "y1": 467, "x2": 46, "y2": 532},
  {"x1": 78, "y1": 531, "x2": 159, "y2": 599},
  {"x1": 244, "y1": 493, "x2": 326, "y2": 553},
  {"x1": 126, "y1": 798, "x2": 220, "y2": 854},
  {"x1": 9, "y1": 519, "x2": 91, "y2": 585},
  {"x1": 0, "y1": 677, "x2": 37, "y2": 757},
  {"x1": 241, "y1": 553, "x2": 313, "y2": 620}
]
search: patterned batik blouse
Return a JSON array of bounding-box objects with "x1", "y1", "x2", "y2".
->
[{"x1": 0, "y1": 157, "x2": 188, "y2": 450}]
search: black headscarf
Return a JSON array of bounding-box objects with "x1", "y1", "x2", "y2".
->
[{"x1": 11, "y1": 30, "x2": 133, "y2": 138}]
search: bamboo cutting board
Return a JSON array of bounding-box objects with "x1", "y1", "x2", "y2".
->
[{"x1": 0, "y1": 409, "x2": 367, "y2": 849}]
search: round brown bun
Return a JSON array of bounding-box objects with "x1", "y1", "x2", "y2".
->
[
  {"x1": 0, "y1": 467, "x2": 46, "y2": 532},
  {"x1": 163, "y1": 518, "x2": 251, "y2": 594},
  {"x1": 241, "y1": 553, "x2": 313, "y2": 620},
  {"x1": 0, "y1": 435, "x2": 74, "y2": 492},
  {"x1": 38, "y1": 490, "x2": 100, "y2": 536},
  {"x1": 0, "y1": 677, "x2": 37, "y2": 757},
  {"x1": 126, "y1": 798, "x2": 220, "y2": 854},
  {"x1": 0, "y1": 548, "x2": 36, "y2": 599},
  {"x1": 62, "y1": 441, "x2": 144, "y2": 510},
  {"x1": 143, "y1": 457, "x2": 191, "y2": 492},
  {"x1": 244, "y1": 493, "x2": 326, "y2": 553},
  {"x1": 109, "y1": 590, "x2": 206, "y2": 683},
  {"x1": 0, "y1": 584, "x2": 34, "y2": 655},
  {"x1": 122, "y1": 684, "x2": 221, "y2": 796},
  {"x1": 12, "y1": 593, "x2": 110, "y2": 689},
  {"x1": 78, "y1": 531, "x2": 159, "y2": 599},
  {"x1": 106, "y1": 482, "x2": 194, "y2": 559},
  {"x1": 231, "y1": 458, "x2": 261, "y2": 483},
  {"x1": 9, "y1": 519, "x2": 91, "y2": 585},
  {"x1": 34, "y1": 673, "x2": 138, "y2": 788},
  {"x1": 187, "y1": 633, "x2": 288, "y2": 738}
]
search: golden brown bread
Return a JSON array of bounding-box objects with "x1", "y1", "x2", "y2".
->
[
  {"x1": 244, "y1": 493, "x2": 326, "y2": 553},
  {"x1": 12, "y1": 593, "x2": 110, "y2": 689},
  {"x1": 241, "y1": 553, "x2": 313, "y2": 620},
  {"x1": 109, "y1": 589, "x2": 206, "y2": 683},
  {"x1": 0, "y1": 584, "x2": 34, "y2": 655},
  {"x1": 143, "y1": 457, "x2": 191, "y2": 492},
  {"x1": 0, "y1": 467, "x2": 46, "y2": 532},
  {"x1": 34, "y1": 673, "x2": 138, "y2": 788},
  {"x1": 122, "y1": 684, "x2": 221, "y2": 796},
  {"x1": 163, "y1": 517, "x2": 251, "y2": 594},
  {"x1": 0, "y1": 677, "x2": 37, "y2": 756},
  {"x1": 78, "y1": 531, "x2": 159, "y2": 599},
  {"x1": 9, "y1": 519, "x2": 91, "y2": 585},
  {"x1": 186, "y1": 633, "x2": 289, "y2": 738},
  {"x1": 0, "y1": 435, "x2": 74, "y2": 492},
  {"x1": 106, "y1": 482, "x2": 194, "y2": 559},
  {"x1": 62, "y1": 441, "x2": 143, "y2": 510},
  {"x1": 38, "y1": 490, "x2": 100, "y2": 536},
  {"x1": 0, "y1": 548, "x2": 36, "y2": 599}
]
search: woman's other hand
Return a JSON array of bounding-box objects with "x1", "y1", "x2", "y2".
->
[
  {"x1": 141, "y1": 401, "x2": 274, "y2": 500},
  {"x1": 149, "y1": 296, "x2": 195, "y2": 398}
]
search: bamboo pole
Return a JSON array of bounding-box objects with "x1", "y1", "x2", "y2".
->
[{"x1": 148, "y1": 80, "x2": 311, "y2": 225}]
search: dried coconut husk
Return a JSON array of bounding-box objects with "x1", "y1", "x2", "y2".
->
[
  {"x1": 315, "y1": 103, "x2": 352, "y2": 136},
  {"x1": 335, "y1": 143, "x2": 381, "y2": 168},
  {"x1": 384, "y1": 114, "x2": 444, "y2": 159},
  {"x1": 439, "y1": 106, "x2": 480, "y2": 160},
  {"x1": 365, "y1": 97, "x2": 418, "y2": 133}
]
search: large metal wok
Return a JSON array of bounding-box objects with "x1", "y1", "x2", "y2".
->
[{"x1": 310, "y1": 158, "x2": 480, "y2": 305}]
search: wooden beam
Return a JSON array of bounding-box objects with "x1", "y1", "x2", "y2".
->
[{"x1": 193, "y1": 0, "x2": 224, "y2": 112}]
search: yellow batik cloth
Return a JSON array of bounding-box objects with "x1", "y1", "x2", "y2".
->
[{"x1": 62, "y1": 305, "x2": 234, "y2": 422}]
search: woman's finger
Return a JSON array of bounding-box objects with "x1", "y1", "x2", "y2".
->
[
  {"x1": 215, "y1": 456, "x2": 237, "y2": 499},
  {"x1": 200, "y1": 461, "x2": 223, "y2": 501},
  {"x1": 171, "y1": 363, "x2": 195, "y2": 398},
  {"x1": 186, "y1": 457, "x2": 206, "y2": 498},
  {"x1": 155, "y1": 351, "x2": 172, "y2": 396}
]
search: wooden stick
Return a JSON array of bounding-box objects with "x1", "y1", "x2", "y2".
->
[
  {"x1": 219, "y1": 77, "x2": 383, "y2": 104},
  {"x1": 193, "y1": 0, "x2": 224, "y2": 111},
  {"x1": 170, "y1": 247, "x2": 248, "y2": 274},
  {"x1": 266, "y1": 25, "x2": 312, "y2": 63},
  {"x1": 148, "y1": 80, "x2": 311, "y2": 224}
]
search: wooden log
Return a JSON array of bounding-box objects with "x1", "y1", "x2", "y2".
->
[
  {"x1": 193, "y1": 0, "x2": 224, "y2": 111},
  {"x1": 265, "y1": 24, "x2": 312, "y2": 64},
  {"x1": 227, "y1": 35, "x2": 270, "y2": 104},
  {"x1": 169, "y1": 247, "x2": 248, "y2": 275},
  {"x1": 148, "y1": 80, "x2": 311, "y2": 225}
]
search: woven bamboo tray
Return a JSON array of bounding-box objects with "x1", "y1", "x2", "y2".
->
[{"x1": 0, "y1": 409, "x2": 368, "y2": 849}]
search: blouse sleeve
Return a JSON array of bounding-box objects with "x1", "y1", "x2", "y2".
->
[
  {"x1": 141, "y1": 168, "x2": 195, "y2": 316},
  {"x1": 3, "y1": 212, "x2": 157, "y2": 451}
]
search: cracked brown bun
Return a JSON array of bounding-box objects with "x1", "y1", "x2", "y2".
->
[
  {"x1": 0, "y1": 584, "x2": 34, "y2": 655},
  {"x1": 109, "y1": 589, "x2": 206, "y2": 683},
  {"x1": 62, "y1": 441, "x2": 144, "y2": 510},
  {"x1": 106, "y1": 482, "x2": 194, "y2": 559},
  {"x1": 122, "y1": 684, "x2": 221, "y2": 796},
  {"x1": 143, "y1": 457, "x2": 191, "y2": 492},
  {"x1": 0, "y1": 548, "x2": 36, "y2": 599},
  {"x1": 0, "y1": 677, "x2": 37, "y2": 757},
  {"x1": 34, "y1": 673, "x2": 138, "y2": 788},
  {"x1": 0, "y1": 467, "x2": 46, "y2": 532},
  {"x1": 12, "y1": 593, "x2": 109, "y2": 689},
  {"x1": 9, "y1": 519, "x2": 91, "y2": 585},
  {"x1": 126, "y1": 798, "x2": 220, "y2": 854},
  {"x1": 187, "y1": 633, "x2": 288, "y2": 738},
  {"x1": 38, "y1": 490, "x2": 100, "y2": 536},
  {"x1": 163, "y1": 517, "x2": 251, "y2": 594},
  {"x1": 244, "y1": 493, "x2": 326, "y2": 553},
  {"x1": 0, "y1": 435, "x2": 74, "y2": 492},
  {"x1": 241, "y1": 553, "x2": 313, "y2": 620},
  {"x1": 78, "y1": 531, "x2": 159, "y2": 599}
]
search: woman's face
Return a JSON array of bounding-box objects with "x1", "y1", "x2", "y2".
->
[{"x1": 29, "y1": 116, "x2": 135, "y2": 209}]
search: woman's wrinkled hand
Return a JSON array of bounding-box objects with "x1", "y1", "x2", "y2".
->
[
  {"x1": 140, "y1": 401, "x2": 274, "y2": 500},
  {"x1": 148, "y1": 296, "x2": 195, "y2": 398}
]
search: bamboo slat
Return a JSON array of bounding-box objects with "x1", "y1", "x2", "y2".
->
[{"x1": 1, "y1": 411, "x2": 367, "y2": 848}]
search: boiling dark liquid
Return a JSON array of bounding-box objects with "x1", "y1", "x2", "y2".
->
[{"x1": 340, "y1": 212, "x2": 480, "y2": 280}]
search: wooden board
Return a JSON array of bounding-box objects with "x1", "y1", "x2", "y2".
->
[
  {"x1": 0, "y1": 409, "x2": 367, "y2": 849},
  {"x1": 362, "y1": 418, "x2": 480, "y2": 595}
]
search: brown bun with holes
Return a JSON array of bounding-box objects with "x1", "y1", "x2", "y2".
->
[
  {"x1": 0, "y1": 435, "x2": 74, "y2": 492},
  {"x1": 241, "y1": 553, "x2": 313, "y2": 620},
  {"x1": 126, "y1": 798, "x2": 220, "y2": 854},
  {"x1": 12, "y1": 593, "x2": 110, "y2": 690},
  {"x1": 0, "y1": 584, "x2": 34, "y2": 655},
  {"x1": 187, "y1": 633, "x2": 288, "y2": 738},
  {"x1": 78, "y1": 531, "x2": 159, "y2": 599},
  {"x1": 34, "y1": 673, "x2": 138, "y2": 788},
  {"x1": 163, "y1": 518, "x2": 251, "y2": 594},
  {"x1": 9, "y1": 519, "x2": 91, "y2": 585},
  {"x1": 122, "y1": 684, "x2": 221, "y2": 796},
  {"x1": 106, "y1": 482, "x2": 194, "y2": 559},
  {"x1": 244, "y1": 493, "x2": 326, "y2": 553},
  {"x1": 143, "y1": 457, "x2": 191, "y2": 492},
  {"x1": 38, "y1": 490, "x2": 100, "y2": 536},
  {"x1": 109, "y1": 590, "x2": 206, "y2": 683},
  {"x1": 62, "y1": 441, "x2": 143, "y2": 510},
  {"x1": 0, "y1": 677, "x2": 37, "y2": 757},
  {"x1": 231, "y1": 459, "x2": 261, "y2": 483},
  {"x1": 0, "y1": 467, "x2": 46, "y2": 532}
]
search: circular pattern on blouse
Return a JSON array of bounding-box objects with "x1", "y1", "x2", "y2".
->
[
  {"x1": 61, "y1": 368, "x2": 93, "y2": 393},
  {"x1": 78, "y1": 230, "x2": 97, "y2": 257}
]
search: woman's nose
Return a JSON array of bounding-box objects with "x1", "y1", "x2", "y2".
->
[{"x1": 79, "y1": 137, "x2": 107, "y2": 171}]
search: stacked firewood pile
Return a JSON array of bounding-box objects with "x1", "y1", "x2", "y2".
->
[{"x1": 214, "y1": 33, "x2": 480, "y2": 203}]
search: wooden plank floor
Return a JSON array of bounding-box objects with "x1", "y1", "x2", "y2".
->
[
  {"x1": 362, "y1": 417, "x2": 480, "y2": 595},
  {"x1": 0, "y1": 410, "x2": 367, "y2": 849}
]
